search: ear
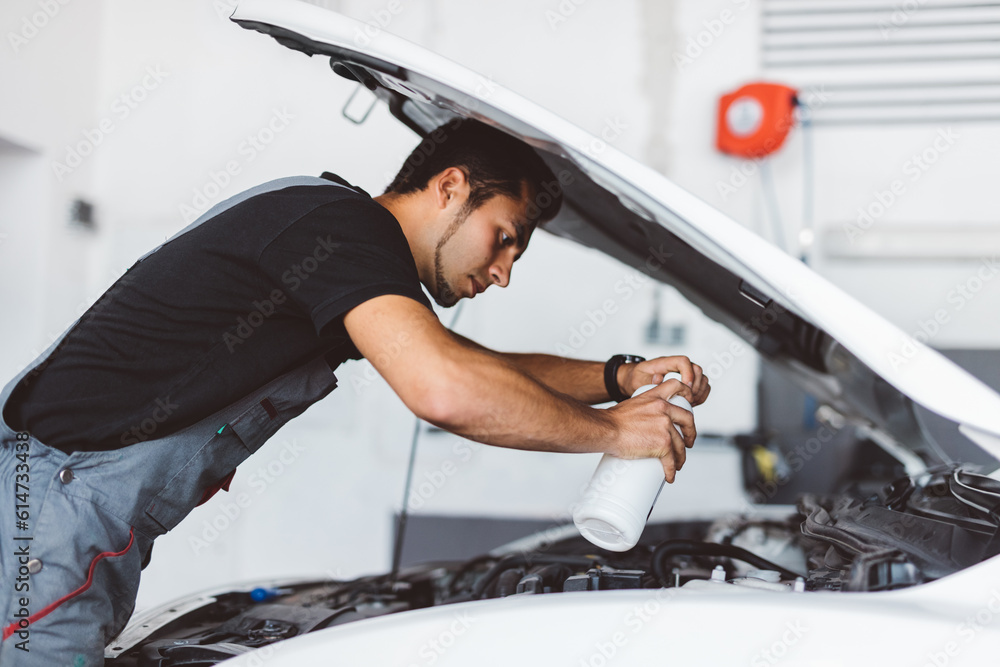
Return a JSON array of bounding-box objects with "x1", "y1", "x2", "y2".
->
[{"x1": 432, "y1": 167, "x2": 469, "y2": 210}]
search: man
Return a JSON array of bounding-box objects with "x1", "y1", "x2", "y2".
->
[{"x1": 0, "y1": 119, "x2": 709, "y2": 664}]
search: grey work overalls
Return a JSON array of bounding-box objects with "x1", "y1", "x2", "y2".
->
[{"x1": 0, "y1": 177, "x2": 347, "y2": 665}]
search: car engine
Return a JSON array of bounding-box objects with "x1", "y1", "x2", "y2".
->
[{"x1": 107, "y1": 465, "x2": 1000, "y2": 666}]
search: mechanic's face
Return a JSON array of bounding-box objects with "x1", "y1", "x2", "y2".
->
[{"x1": 431, "y1": 184, "x2": 534, "y2": 308}]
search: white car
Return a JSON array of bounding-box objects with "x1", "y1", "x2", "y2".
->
[{"x1": 105, "y1": 1, "x2": 1000, "y2": 665}]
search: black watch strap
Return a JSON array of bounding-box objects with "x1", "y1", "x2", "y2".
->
[{"x1": 604, "y1": 354, "x2": 645, "y2": 403}]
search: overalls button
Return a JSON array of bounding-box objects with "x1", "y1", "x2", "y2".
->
[
  {"x1": 27, "y1": 559, "x2": 42, "y2": 574},
  {"x1": 59, "y1": 468, "x2": 74, "y2": 484}
]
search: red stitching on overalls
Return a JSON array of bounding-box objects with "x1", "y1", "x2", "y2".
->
[{"x1": 2, "y1": 527, "x2": 135, "y2": 641}]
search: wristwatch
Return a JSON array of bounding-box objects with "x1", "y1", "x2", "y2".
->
[{"x1": 604, "y1": 354, "x2": 646, "y2": 403}]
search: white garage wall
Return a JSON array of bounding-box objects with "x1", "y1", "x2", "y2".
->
[
  {"x1": 0, "y1": 0, "x2": 106, "y2": 378},
  {"x1": 0, "y1": 141, "x2": 48, "y2": 381}
]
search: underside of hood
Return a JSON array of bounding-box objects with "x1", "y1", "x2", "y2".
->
[{"x1": 230, "y1": 0, "x2": 1000, "y2": 471}]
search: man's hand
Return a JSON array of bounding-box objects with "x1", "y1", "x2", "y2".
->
[
  {"x1": 618, "y1": 355, "x2": 711, "y2": 406},
  {"x1": 605, "y1": 378, "x2": 696, "y2": 484}
]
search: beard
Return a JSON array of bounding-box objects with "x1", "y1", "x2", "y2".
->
[
  {"x1": 431, "y1": 204, "x2": 472, "y2": 308},
  {"x1": 433, "y1": 264, "x2": 459, "y2": 308}
]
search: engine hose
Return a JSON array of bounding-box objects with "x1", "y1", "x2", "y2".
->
[
  {"x1": 469, "y1": 554, "x2": 603, "y2": 600},
  {"x1": 651, "y1": 539, "x2": 804, "y2": 586},
  {"x1": 445, "y1": 555, "x2": 500, "y2": 597}
]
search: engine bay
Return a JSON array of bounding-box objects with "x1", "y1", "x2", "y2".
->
[{"x1": 107, "y1": 465, "x2": 1000, "y2": 666}]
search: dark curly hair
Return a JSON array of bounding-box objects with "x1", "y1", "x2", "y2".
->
[{"x1": 385, "y1": 119, "x2": 563, "y2": 224}]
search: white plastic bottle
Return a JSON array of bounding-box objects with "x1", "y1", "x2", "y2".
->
[{"x1": 573, "y1": 373, "x2": 693, "y2": 552}]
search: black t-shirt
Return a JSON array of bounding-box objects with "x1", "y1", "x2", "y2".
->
[{"x1": 6, "y1": 173, "x2": 432, "y2": 453}]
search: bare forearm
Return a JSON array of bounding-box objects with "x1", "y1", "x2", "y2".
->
[
  {"x1": 430, "y1": 346, "x2": 617, "y2": 454},
  {"x1": 497, "y1": 353, "x2": 609, "y2": 403},
  {"x1": 450, "y1": 332, "x2": 610, "y2": 404}
]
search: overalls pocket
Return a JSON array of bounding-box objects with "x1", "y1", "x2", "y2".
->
[
  {"x1": 228, "y1": 398, "x2": 285, "y2": 454},
  {"x1": 142, "y1": 358, "x2": 338, "y2": 536},
  {"x1": 142, "y1": 423, "x2": 254, "y2": 536}
]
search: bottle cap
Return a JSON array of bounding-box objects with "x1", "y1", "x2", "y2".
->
[{"x1": 574, "y1": 494, "x2": 647, "y2": 552}]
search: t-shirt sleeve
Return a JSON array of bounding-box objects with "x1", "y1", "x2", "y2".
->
[{"x1": 258, "y1": 197, "x2": 433, "y2": 336}]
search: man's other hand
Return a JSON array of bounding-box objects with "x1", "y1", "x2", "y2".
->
[{"x1": 618, "y1": 355, "x2": 711, "y2": 406}]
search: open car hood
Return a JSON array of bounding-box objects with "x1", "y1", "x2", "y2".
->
[{"x1": 231, "y1": 0, "x2": 1000, "y2": 471}]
